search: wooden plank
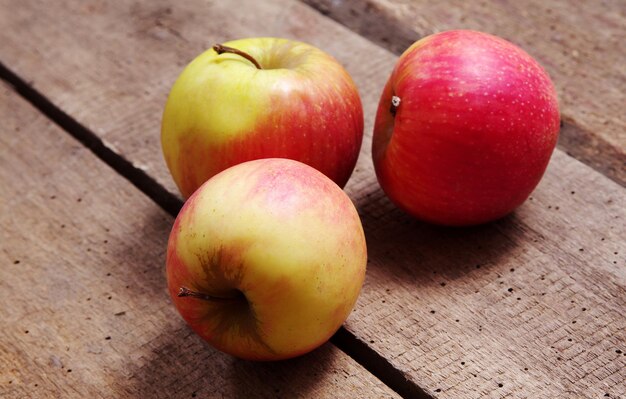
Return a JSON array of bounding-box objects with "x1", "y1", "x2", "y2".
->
[
  {"x1": 352, "y1": 150, "x2": 626, "y2": 397},
  {"x1": 0, "y1": 0, "x2": 387, "y2": 197},
  {"x1": 0, "y1": 84, "x2": 399, "y2": 398},
  {"x1": 303, "y1": 0, "x2": 626, "y2": 187},
  {"x1": 1, "y1": 0, "x2": 625, "y2": 397}
]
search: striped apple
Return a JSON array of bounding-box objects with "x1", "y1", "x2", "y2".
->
[
  {"x1": 373, "y1": 30, "x2": 560, "y2": 226},
  {"x1": 166, "y1": 158, "x2": 367, "y2": 360},
  {"x1": 162, "y1": 37, "x2": 363, "y2": 198}
]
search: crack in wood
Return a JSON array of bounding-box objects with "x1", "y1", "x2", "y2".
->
[
  {"x1": 0, "y1": 61, "x2": 184, "y2": 217},
  {"x1": 331, "y1": 327, "x2": 434, "y2": 399},
  {"x1": 0, "y1": 60, "x2": 418, "y2": 399},
  {"x1": 301, "y1": 0, "x2": 625, "y2": 188}
]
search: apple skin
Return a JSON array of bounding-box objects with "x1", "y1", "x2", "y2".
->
[
  {"x1": 162, "y1": 37, "x2": 364, "y2": 199},
  {"x1": 373, "y1": 30, "x2": 560, "y2": 226},
  {"x1": 166, "y1": 158, "x2": 367, "y2": 361}
]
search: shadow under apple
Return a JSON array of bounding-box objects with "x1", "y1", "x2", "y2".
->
[
  {"x1": 104, "y1": 205, "x2": 355, "y2": 398},
  {"x1": 110, "y1": 319, "x2": 341, "y2": 398},
  {"x1": 354, "y1": 185, "x2": 525, "y2": 290}
]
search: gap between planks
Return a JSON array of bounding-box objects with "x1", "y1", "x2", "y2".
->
[
  {"x1": 0, "y1": 61, "x2": 181, "y2": 217},
  {"x1": 301, "y1": 0, "x2": 626, "y2": 188},
  {"x1": 0, "y1": 60, "x2": 431, "y2": 399}
]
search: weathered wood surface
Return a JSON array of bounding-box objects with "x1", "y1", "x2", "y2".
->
[
  {"x1": 0, "y1": 0, "x2": 383, "y2": 198},
  {"x1": 304, "y1": 0, "x2": 626, "y2": 187},
  {"x1": 353, "y1": 150, "x2": 626, "y2": 397},
  {"x1": 0, "y1": 84, "x2": 400, "y2": 398},
  {"x1": 0, "y1": 0, "x2": 625, "y2": 398}
]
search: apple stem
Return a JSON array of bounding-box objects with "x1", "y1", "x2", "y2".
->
[
  {"x1": 213, "y1": 44, "x2": 263, "y2": 70},
  {"x1": 390, "y1": 95, "x2": 401, "y2": 117},
  {"x1": 178, "y1": 286, "x2": 242, "y2": 303}
]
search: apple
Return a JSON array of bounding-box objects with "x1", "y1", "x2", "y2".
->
[
  {"x1": 166, "y1": 158, "x2": 367, "y2": 361},
  {"x1": 372, "y1": 30, "x2": 560, "y2": 226},
  {"x1": 161, "y1": 37, "x2": 364, "y2": 198}
]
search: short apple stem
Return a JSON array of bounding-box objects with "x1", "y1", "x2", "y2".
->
[
  {"x1": 178, "y1": 286, "x2": 242, "y2": 303},
  {"x1": 213, "y1": 44, "x2": 263, "y2": 70},
  {"x1": 390, "y1": 95, "x2": 401, "y2": 117}
]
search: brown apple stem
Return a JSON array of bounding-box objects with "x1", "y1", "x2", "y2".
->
[
  {"x1": 390, "y1": 95, "x2": 401, "y2": 117},
  {"x1": 178, "y1": 286, "x2": 243, "y2": 303},
  {"x1": 213, "y1": 44, "x2": 263, "y2": 70}
]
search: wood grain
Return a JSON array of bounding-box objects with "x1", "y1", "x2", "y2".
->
[
  {"x1": 0, "y1": 0, "x2": 392, "y2": 198},
  {"x1": 303, "y1": 0, "x2": 626, "y2": 187},
  {"x1": 0, "y1": 0, "x2": 625, "y2": 397},
  {"x1": 0, "y1": 83, "x2": 399, "y2": 398},
  {"x1": 349, "y1": 150, "x2": 626, "y2": 397}
]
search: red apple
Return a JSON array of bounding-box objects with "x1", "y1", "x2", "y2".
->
[
  {"x1": 162, "y1": 37, "x2": 364, "y2": 198},
  {"x1": 166, "y1": 158, "x2": 367, "y2": 361},
  {"x1": 372, "y1": 30, "x2": 560, "y2": 225}
]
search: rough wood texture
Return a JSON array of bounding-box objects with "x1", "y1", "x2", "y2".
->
[
  {"x1": 352, "y1": 150, "x2": 626, "y2": 397},
  {"x1": 303, "y1": 0, "x2": 626, "y2": 187},
  {"x1": 0, "y1": 0, "x2": 387, "y2": 197},
  {"x1": 0, "y1": 84, "x2": 399, "y2": 398},
  {"x1": 1, "y1": 0, "x2": 625, "y2": 398}
]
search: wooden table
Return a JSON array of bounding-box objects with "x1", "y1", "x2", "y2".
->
[{"x1": 1, "y1": 1, "x2": 624, "y2": 398}]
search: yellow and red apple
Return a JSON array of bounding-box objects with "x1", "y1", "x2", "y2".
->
[
  {"x1": 373, "y1": 30, "x2": 560, "y2": 226},
  {"x1": 165, "y1": 158, "x2": 367, "y2": 360},
  {"x1": 162, "y1": 37, "x2": 364, "y2": 198}
]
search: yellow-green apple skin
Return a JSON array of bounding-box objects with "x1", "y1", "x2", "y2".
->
[
  {"x1": 166, "y1": 158, "x2": 367, "y2": 361},
  {"x1": 161, "y1": 37, "x2": 364, "y2": 198}
]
